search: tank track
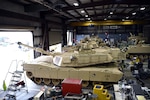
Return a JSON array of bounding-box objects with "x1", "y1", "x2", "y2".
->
[{"x1": 26, "y1": 72, "x2": 116, "y2": 88}]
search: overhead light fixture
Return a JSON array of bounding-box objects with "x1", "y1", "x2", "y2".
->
[
  {"x1": 132, "y1": 12, "x2": 136, "y2": 15},
  {"x1": 108, "y1": 15, "x2": 111, "y2": 18},
  {"x1": 104, "y1": 18, "x2": 107, "y2": 20},
  {"x1": 110, "y1": 12, "x2": 113, "y2": 14},
  {"x1": 80, "y1": 18, "x2": 84, "y2": 21},
  {"x1": 122, "y1": 19, "x2": 125, "y2": 21},
  {"x1": 81, "y1": 10, "x2": 85, "y2": 13},
  {"x1": 87, "y1": 18, "x2": 91, "y2": 20},
  {"x1": 126, "y1": 16, "x2": 129, "y2": 19},
  {"x1": 140, "y1": 7, "x2": 145, "y2": 10},
  {"x1": 73, "y1": 3, "x2": 79, "y2": 6},
  {"x1": 85, "y1": 15, "x2": 88, "y2": 17}
]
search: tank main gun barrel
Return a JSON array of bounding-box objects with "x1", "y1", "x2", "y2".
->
[{"x1": 17, "y1": 42, "x2": 55, "y2": 56}]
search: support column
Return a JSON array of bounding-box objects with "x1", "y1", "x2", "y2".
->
[
  {"x1": 62, "y1": 20, "x2": 67, "y2": 46},
  {"x1": 40, "y1": 12, "x2": 49, "y2": 51}
]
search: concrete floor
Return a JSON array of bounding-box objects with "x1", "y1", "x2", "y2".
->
[{"x1": 123, "y1": 59, "x2": 150, "y2": 88}]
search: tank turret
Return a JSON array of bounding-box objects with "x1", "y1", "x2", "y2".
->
[
  {"x1": 77, "y1": 36, "x2": 106, "y2": 48},
  {"x1": 53, "y1": 43, "x2": 114, "y2": 67}
]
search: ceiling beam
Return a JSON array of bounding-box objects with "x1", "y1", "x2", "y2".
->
[
  {"x1": 0, "y1": 9, "x2": 61, "y2": 25},
  {"x1": 91, "y1": 0, "x2": 96, "y2": 17},
  {"x1": 75, "y1": 0, "x2": 86, "y2": 19},
  {"x1": 8, "y1": 0, "x2": 31, "y2": 5},
  {"x1": 70, "y1": 20, "x2": 149, "y2": 26},
  {"x1": 62, "y1": 0, "x2": 150, "y2": 11},
  {"x1": 63, "y1": 0, "x2": 80, "y2": 20},
  {"x1": 27, "y1": 0, "x2": 77, "y2": 19},
  {"x1": 75, "y1": 12, "x2": 132, "y2": 19},
  {"x1": 24, "y1": 4, "x2": 49, "y2": 12}
]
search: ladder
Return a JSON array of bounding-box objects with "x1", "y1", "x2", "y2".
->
[{"x1": 4, "y1": 60, "x2": 28, "y2": 100}]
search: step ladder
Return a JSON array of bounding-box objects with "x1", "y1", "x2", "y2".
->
[{"x1": 4, "y1": 60, "x2": 28, "y2": 100}]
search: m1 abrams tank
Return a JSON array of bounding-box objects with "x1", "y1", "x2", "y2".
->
[
  {"x1": 18, "y1": 37, "x2": 124, "y2": 87},
  {"x1": 63, "y1": 36, "x2": 126, "y2": 62}
]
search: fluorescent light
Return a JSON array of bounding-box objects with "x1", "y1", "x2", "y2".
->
[
  {"x1": 132, "y1": 12, "x2": 136, "y2": 15},
  {"x1": 81, "y1": 10, "x2": 85, "y2": 13},
  {"x1": 140, "y1": 7, "x2": 145, "y2": 10},
  {"x1": 73, "y1": 3, "x2": 79, "y2": 6}
]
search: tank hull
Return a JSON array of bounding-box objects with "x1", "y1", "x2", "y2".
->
[
  {"x1": 127, "y1": 44, "x2": 150, "y2": 59},
  {"x1": 23, "y1": 62, "x2": 123, "y2": 86}
]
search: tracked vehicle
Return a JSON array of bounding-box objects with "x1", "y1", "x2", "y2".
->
[
  {"x1": 125, "y1": 33, "x2": 150, "y2": 60},
  {"x1": 125, "y1": 44, "x2": 150, "y2": 60},
  {"x1": 18, "y1": 37, "x2": 124, "y2": 87}
]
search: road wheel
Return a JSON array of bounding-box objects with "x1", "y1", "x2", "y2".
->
[
  {"x1": 43, "y1": 78, "x2": 51, "y2": 85},
  {"x1": 34, "y1": 78, "x2": 42, "y2": 85},
  {"x1": 26, "y1": 71, "x2": 33, "y2": 79},
  {"x1": 52, "y1": 79, "x2": 61, "y2": 86}
]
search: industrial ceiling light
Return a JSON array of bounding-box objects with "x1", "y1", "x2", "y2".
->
[
  {"x1": 73, "y1": 3, "x2": 79, "y2": 6},
  {"x1": 108, "y1": 15, "x2": 111, "y2": 18},
  {"x1": 85, "y1": 15, "x2": 88, "y2": 17},
  {"x1": 80, "y1": 18, "x2": 84, "y2": 21},
  {"x1": 140, "y1": 7, "x2": 145, "y2": 10},
  {"x1": 87, "y1": 18, "x2": 91, "y2": 20},
  {"x1": 81, "y1": 10, "x2": 85, "y2": 13},
  {"x1": 110, "y1": 11, "x2": 113, "y2": 14},
  {"x1": 104, "y1": 18, "x2": 107, "y2": 20},
  {"x1": 132, "y1": 12, "x2": 136, "y2": 15},
  {"x1": 126, "y1": 16, "x2": 129, "y2": 19}
]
